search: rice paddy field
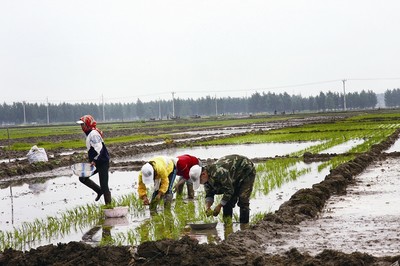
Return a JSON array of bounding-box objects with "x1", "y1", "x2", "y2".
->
[{"x1": 1, "y1": 110, "x2": 400, "y2": 265}]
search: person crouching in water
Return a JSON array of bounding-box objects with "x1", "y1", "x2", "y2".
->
[
  {"x1": 138, "y1": 156, "x2": 176, "y2": 212},
  {"x1": 76, "y1": 115, "x2": 112, "y2": 205},
  {"x1": 190, "y1": 154, "x2": 256, "y2": 224},
  {"x1": 173, "y1": 154, "x2": 202, "y2": 200}
]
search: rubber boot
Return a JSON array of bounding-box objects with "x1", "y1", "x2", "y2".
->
[
  {"x1": 176, "y1": 182, "x2": 184, "y2": 195},
  {"x1": 104, "y1": 191, "x2": 112, "y2": 205},
  {"x1": 80, "y1": 178, "x2": 102, "y2": 201},
  {"x1": 164, "y1": 193, "x2": 173, "y2": 209},
  {"x1": 239, "y1": 208, "x2": 250, "y2": 224},
  {"x1": 187, "y1": 183, "x2": 194, "y2": 199},
  {"x1": 223, "y1": 206, "x2": 233, "y2": 224}
]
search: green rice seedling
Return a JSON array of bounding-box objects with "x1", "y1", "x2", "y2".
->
[
  {"x1": 0, "y1": 202, "x2": 105, "y2": 251},
  {"x1": 250, "y1": 212, "x2": 267, "y2": 224},
  {"x1": 107, "y1": 194, "x2": 224, "y2": 246},
  {"x1": 318, "y1": 155, "x2": 355, "y2": 172},
  {"x1": 254, "y1": 158, "x2": 311, "y2": 196},
  {"x1": 173, "y1": 198, "x2": 198, "y2": 225},
  {"x1": 105, "y1": 231, "x2": 126, "y2": 246},
  {"x1": 98, "y1": 226, "x2": 114, "y2": 246}
]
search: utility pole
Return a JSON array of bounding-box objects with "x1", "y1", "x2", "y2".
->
[
  {"x1": 215, "y1": 94, "x2": 218, "y2": 116},
  {"x1": 171, "y1": 92, "x2": 175, "y2": 118},
  {"x1": 158, "y1": 98, "x2": 161, "y2": 120},
  {"x1": 342, "y1": 79, "x2": 347, "y2": 111},
  {"x1": 102, "y1": 94, "x2": 105, "y2": 122},
  {"x1": 46, "y1": 97, "x2": 50, "y2": 125},
  {"x1": 23, "y1": 101, "x2": 26, "y2": 124}
]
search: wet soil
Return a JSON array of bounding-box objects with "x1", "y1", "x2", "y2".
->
[{"x1": 1, "y1": 115, "x2": 400, "y2": 265}]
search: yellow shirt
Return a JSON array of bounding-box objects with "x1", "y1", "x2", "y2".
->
[{"x1": 138, "y1": 156, "x2": 175, "y2": 199}]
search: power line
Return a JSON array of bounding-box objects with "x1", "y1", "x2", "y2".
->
[
  {"x1": 6, "y1": 77, "x2": 400, "y2": 104},
  {"x1": 348, "y1": 77, "x2": 400, "y2": 81}
]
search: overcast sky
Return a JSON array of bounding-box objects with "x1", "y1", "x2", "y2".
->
[{"x1": 1, "y1": 0, "x2": 400, "y2": 104}]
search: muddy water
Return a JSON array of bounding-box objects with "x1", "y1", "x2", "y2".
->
[
  {"x1": 0, "y1": 143, "x2": 324, "y2": 248},
  {"x1": 319, "y1": 139, "x2": 364, "y2": 154},
  {"x1": 114, "y1": 141, "x2": 323, "y2": 162},
  {"x1": 0, "y1": 162, "x2": 331, "y2": 249},
  {"x1": 0, "y1": 142, "x2": 335, "y2": 249},
  {"x1": 385, "y1": 137, "x2": 400, "y2": 152},
  {"x1": 264, "y1": 157, "x2": 400, "y2": 257}
]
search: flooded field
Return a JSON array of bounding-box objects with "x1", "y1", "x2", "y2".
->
[
  {"x1": 0, "y1": 142, "x2": 331, "y2": 250},
  {"x1": 114, "y1": 141, "x2": 323, "y2": 162},
  {"x1": 263, "y1": 156, "x2": 400, "y2": 257},
  {"x1": 2, "y1": 112, "x2": 400, "y2": 265}
]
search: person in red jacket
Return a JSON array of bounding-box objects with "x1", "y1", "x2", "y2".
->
[{"x1": 173, "y1": 154, "x2": 202, "y2": 199}]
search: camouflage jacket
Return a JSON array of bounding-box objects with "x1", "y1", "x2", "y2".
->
[{"x1": 204, "y1": 154, "x2": 255, "y2": 206}]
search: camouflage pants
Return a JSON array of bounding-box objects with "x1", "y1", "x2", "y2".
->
[{"x1": 224, "y1": 163, "x2": 256, "y2": 212}]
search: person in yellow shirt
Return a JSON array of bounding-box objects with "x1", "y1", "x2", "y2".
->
[{"x1": 138, "y1": 156, "x2": 176, "y2": 211}]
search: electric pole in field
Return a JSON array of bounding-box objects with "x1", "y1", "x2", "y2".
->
[
  {"x1": 46, "y1": 97, "x2": 50, "y2": 125},
  {"x1": 171, "y1": 92, "x2": 175, "y2": 118},
  {"x1": 102, "y1": 94, "x2": 105, "y2": 122},
  {"x1": 158, "y1": 98, "x2": 161, "y2": 120},
  {"x1": 23, "y1": 101, "x2": 26, "y2": 124},
  {"x1": 215, "y1": 94, "x2": 218, "y2": 116},
  {"x1": 342, "y1": 79, "x2": 347, "y2": 111}
]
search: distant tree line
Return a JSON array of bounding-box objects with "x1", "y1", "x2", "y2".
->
[
  {"x1": 384, "y1": 88, "x2": 400, "y2": 107},
  {"x1": 0, "y1": 89, "x2": 385, "y2": 125}
]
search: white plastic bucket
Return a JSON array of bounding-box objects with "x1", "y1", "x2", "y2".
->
[{"x1": 71, "y1": 163, "x2": 96, "y2": 178}]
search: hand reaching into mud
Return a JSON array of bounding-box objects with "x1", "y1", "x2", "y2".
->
[{"x1": 142, "y1": 196, "x2": 150, "y2": 205}]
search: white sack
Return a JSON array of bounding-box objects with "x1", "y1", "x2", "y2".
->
[{"x1": 27, "y1": 145, "x2": 48, "y2": 164}]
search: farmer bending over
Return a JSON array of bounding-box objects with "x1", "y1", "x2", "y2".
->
[
  {"x1": 173, "y1": 154, "x2": 202, "y2": 200},
  {"x1": 190, "y1": 154, "x2": 256, "y2": 223},
  {"x1": 138, "y1": 156, "x2": 176, "y2": 211}
]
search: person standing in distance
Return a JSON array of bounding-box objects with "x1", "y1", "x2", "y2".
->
[
  {"x1": 190, "y1": 154, "x2": 256, "y2": 223},
  {"x1": 76, "y1": 115, "x2": 112, "y2": 205}
]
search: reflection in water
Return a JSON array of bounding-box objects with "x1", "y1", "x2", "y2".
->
[
  {"x1": 82, "y1": 225, "x2": 103, "y2": 242},
  {"x1": 224, "y1": 222, "x2": 233, "y2": 240},
  {"x1": 137, "y1": 208, "x2": 177, "y2": 243},
  {"x1": 103, "y1": 217, "x2": 129, "y2": 227},
  {"x1": 187, "y1": 228, "x2": 220, "y2": 244},
  {"x1": 82, "y1": 216, "x2": 129, "y2": 245},
  {"x1": 10, "y1": 186, "x2": 14, "y2": 225},
  {"x1": 28, "y1": 183, "x2": 48, "y2": 194},
  {"x1": 132, "y1": 199, "x2": 225, "y2": 244},
  {"x1": 0, "y1": 145, "x2": 331, "y2": 249}
]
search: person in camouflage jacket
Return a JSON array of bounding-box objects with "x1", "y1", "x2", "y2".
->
[{"x1": 190, "y1": 154, "x2": 256, "y2": 223}]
